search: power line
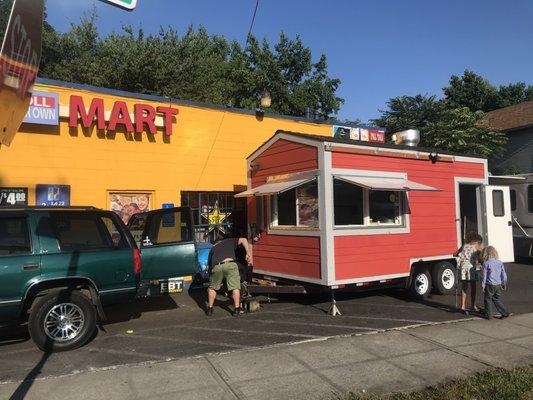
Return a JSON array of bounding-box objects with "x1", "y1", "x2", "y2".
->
[{"x1": 245, "y1": 0, "x2": 260, "y2": 47}]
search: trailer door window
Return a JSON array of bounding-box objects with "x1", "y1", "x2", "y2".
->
[
  {"x1": 272, "y1": 180, "x2": 319, "y2": 228},
  {"x1": 492, "y1": 190, "x2": 505, "y2": 217}
]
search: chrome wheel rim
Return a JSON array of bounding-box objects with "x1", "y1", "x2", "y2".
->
[
  {"x1": 44, "y1": 303, "x2": 85, "y2": 342},
  {"x1": 442, "y1": 268, "x2": 455, "y2": 290},
  {"x1": 415, "y1": 274, "x2": 429, "y2": 295}
]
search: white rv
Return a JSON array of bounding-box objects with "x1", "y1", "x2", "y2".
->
[{"x1": 491, "y1": 173, "x2": 533, "y2": 259}]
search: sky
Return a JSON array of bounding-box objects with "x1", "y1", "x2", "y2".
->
[{"x1": 46, "y1": 0, "x2": 533, "y2": 122}]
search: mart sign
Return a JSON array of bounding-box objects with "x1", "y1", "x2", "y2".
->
[{"x1": 99, "y1": 0, "x2": 137, "y2": 10}]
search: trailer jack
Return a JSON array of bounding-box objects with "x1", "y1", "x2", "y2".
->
[{"x1": 328, "y1": 291, "x2": 342, "y2": 316}]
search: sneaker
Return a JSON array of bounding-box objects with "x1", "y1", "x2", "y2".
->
[
  {"x1": 500, "y1": 313, "x2": 513, "y2": 319},
  {"x1": 483, "y1": 315, "x2": 492, "y2": 320},
  {"x1": 232, "y1": 307, "x2": 242, "y2": 317},
  {"x1": 206, "y1": 307, "x2": 214, "y2": 316}
]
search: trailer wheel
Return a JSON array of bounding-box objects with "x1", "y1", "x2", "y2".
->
[
  {"x1": 432, "y1": 261, "x2": 456, "y2": 295},
  {"x1": 409, "y1": 269, "x2": 432, "y2": 298}
]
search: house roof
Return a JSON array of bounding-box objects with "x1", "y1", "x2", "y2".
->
[
  {"x1": 266, "y1": 130, "x2": 485, "y2": 159},
  {"x1": 485, "y1": 101, "x2": 533, "y2": 131}
]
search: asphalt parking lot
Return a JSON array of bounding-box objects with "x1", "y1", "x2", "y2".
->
[{"x1": 0, "y1": 262, "x2": 531, "y2": 385}]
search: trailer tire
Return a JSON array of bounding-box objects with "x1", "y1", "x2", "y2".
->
[
  {"x1": 409, "y1": 268, "x2": 432, "y2": 298},
  {"x1": 432, "y1": 261, "x2": 456, "y2": 295}
]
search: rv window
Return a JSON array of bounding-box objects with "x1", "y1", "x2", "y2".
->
[
  {"x1": 510, "y1": 190, "x2": 516, "y2": 212},
  {"x1": 369, "y1": 191, "x2": 402, "y2": 225},
  {"x1": 528, "y1": 186, "x2": 533, "y2": 213},
  {"x1": 272, "y1": 180, "x2": 318, "y2": 228},
  {"x1": 492, "y1": 190, "x2": 505, "y2": 217},
  {"x1": 334, "y1": 179, "x2": 364, "y2": 225}
]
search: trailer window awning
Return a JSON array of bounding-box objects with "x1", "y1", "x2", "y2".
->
[
  {"x1": 235, "y1": 170, "x2": 317, "y2": 198},
  {"x1": 335, "y1": 175, "x2": 439, "y2": 192}
]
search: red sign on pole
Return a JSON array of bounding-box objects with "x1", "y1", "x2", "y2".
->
[{"x1": 0, "y1": 0, "x2": 44, "y2": 146}]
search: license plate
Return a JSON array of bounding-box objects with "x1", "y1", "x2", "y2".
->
[{"x1": 160, "y1": 277, "x2": 184, "y2": 294}]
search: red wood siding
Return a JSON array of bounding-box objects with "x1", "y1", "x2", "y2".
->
[
  {"x1": 332, "y1": 152, "x2": 485, "y2": 281},
  {"x1": 251, "y1": 139, "x2": 318, "y2": 186},
  {"x1": 249, "y1": 139, "x2": 321, "y2": 280},
  {"x1": 253, "y1": 234, "x2": 321, "y2": 279}
]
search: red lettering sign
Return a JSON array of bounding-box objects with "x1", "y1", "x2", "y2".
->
[
  {"x1": 69, "y1": 96, "x2": 105, "y2": 130},
  {"x1": 108, "y1": 101, "x2": 134, "y2": 133},
  {"x1": 157, "y1": 106, "x2": 178, "y2": 136},
  {"x1": 134, "y1": 103, "x2": 157, "y2": 134},
  {"x1": 68, "y1": 97, "x2": 177, "y2": 136}
]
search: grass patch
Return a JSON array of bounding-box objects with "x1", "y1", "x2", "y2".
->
[{"x1": 335, "y1": 365, "x2": 533, "y2": 400}]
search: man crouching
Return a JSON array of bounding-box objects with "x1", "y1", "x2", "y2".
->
[{"x1": 206, "y1": 233, "x2": 251, "y2": 317}]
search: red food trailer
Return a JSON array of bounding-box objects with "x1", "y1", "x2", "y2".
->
[{"x1": 236, "y1": 131, "x2": 514, "y2": 309}]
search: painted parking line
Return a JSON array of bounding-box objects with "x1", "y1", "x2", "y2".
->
[
  {"x1": 116, "y1": 333, "x2": 252, "y2": 350},
  {"x1": 260, "y1": 310, "x2": 433, "y2": 324},
  {"x1": 178, "y1": 325, "x2": 323, "y2": 339},
  {"x1": 241, "y1": 318, "x2": 378, "y2": 331}
]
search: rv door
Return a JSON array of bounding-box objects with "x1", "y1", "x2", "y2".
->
[{"x1": 482, "y1": 186, "x2": 515, "y2": 262}]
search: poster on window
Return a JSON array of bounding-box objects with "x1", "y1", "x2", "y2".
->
[
  {"x1": 110, "y1": 193, "x2": 151, "y2": 224},
  {"x1": 297, "y1": 184, "x2": 319, "y2": 227},
  {"x1": 36, "y1": 184, "x2": 70, "y2": 206},
  {"x1": 0, "y1": 188, "x2": 28, "y2": 206}
]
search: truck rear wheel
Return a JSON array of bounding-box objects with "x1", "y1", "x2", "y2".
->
[
  {"x1": 432, "y1": 261, "x2": 456, "y2": 295},
  {"x1": 409, "y1": 268, "x2": 432, "y2": 298},
  {"x1": 28, "y1": 290, "x2": 96, "y2": 352}
]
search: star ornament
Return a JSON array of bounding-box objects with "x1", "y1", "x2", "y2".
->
[{"x1": 202, "y1": 201, "x2": 231, "y2": 234}]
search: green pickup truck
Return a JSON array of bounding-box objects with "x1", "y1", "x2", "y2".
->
[{"x1": 0, "y1": 206, "x2": 198, "y2": 352}]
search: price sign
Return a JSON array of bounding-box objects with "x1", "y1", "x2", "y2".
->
[{"x1": 0, "y1": 188, "x2": 28, "y2": 206}]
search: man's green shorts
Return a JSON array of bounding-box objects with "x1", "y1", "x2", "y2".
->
[{"x1": 209, "y1": 261, "x2": 241, "y2": 291}]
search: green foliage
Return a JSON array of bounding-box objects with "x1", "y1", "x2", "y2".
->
[
  {"x1": 424, "y1": 107, "x2": 506, "y2": 158},
  {"x1": 443, "y1": 70, "x2": 533, "y2": 112},
  {"x1": 336, "y1": 365, "x2": 533, "y2": 400},
  {"x1": 0, "y1": 1, "x2": 343, "y2": 119},
  {"x1": 373, "y1": 95, "x2": 446, "y2": 134},
  {"x1": 372, "y1": 68, "x2": 533, "y2": 157}
]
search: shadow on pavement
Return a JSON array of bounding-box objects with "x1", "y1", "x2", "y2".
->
[
  {"x1": 8, "y1": 351, "x2": 50, "y2": 400},
  {"x1": 102, "y1": 295, "x2": 179, "y2": 325}
]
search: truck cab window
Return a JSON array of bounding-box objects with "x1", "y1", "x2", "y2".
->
[
  {"x1": 0, "y1": 217, "x2": 31, "y2": 255},
  {"x1": 510, "y1": 189, "x2": 516, "y2": 211}
]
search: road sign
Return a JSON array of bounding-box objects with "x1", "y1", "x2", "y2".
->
[
  {"x1": 99, "y1": 0, "x2": 138, "y2": 10},
  {"x1": 0, "y1": 0, "x2": 44, "y2": 146}
]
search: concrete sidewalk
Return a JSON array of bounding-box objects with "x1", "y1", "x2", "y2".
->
[{"x1": 1, "y1": 314, "x2": 532, "y2": 400}]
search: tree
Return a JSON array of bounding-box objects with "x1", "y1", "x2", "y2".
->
[
  {"x1": 374, "y1": 94, "x2": 507, "y2": 158},
  {"x1": 373, "y1": 94, "x2": 446, "y2": 134},
  {"x1": 443, "y1": 70, "x2": 501, "y2": 112},
  {"x1": 424, "y1": 107, "x2": 506, "y2": 158}
]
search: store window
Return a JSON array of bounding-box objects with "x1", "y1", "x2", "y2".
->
[
  {"x1": 333, "y1": 179, "x2": 403, "y2": 227},
  {"x1": 271, "y1": 180, "x2": 319, "y2": 228},
  {"x1": 181, "y1": 191, "x2": 246, "y2": 243}
]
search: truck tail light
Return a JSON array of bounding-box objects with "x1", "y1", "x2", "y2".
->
[{"x1": 133, "y1": 249, "x2": 142, "y2": 275}]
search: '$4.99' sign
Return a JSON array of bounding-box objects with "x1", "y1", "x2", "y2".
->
[
  {"x1": 0, "y1": 188, "x2": 28, "y2": 206},
  {"x1": 99, "y1": 0, "x2": 138, "y2": 10}
]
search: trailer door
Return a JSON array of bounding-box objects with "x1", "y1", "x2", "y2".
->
[{"x1": 482, "y1": 186, "x2": 514, "y2": 262}]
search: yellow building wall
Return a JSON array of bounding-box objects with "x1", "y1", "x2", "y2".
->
[{"x1": 0, "y1": 82, "x2": 332, "y2": 209}]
